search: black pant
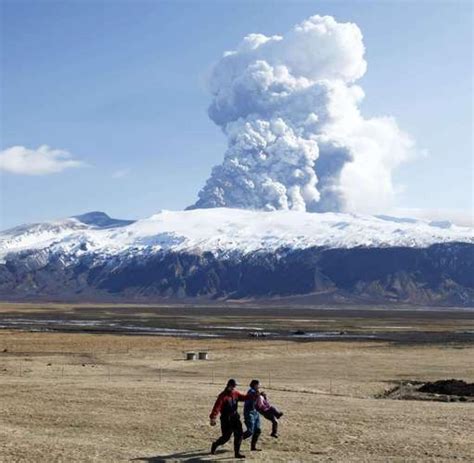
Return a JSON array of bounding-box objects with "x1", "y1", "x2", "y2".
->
[
  {"x1": 213, "y1": 414, "x2": 243, "y2": 456},
  {"x1": 262, "y1": 410, "x2": 278, "y2": 435}
]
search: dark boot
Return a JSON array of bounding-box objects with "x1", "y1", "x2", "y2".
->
[
  {"x1": 251, "y1": 428, "x2": 261, "y2": 451},
  {"x1": 270, "y1": 415, "x2": 279, "y2": 437},
  {"x1": 234, "y1": 427, "x2": 244, "y2": 458},
  {"x1": 234, "y1": 429, "x2": 245, "y2": 458}
]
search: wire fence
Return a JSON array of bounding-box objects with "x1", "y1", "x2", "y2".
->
[
  {"x1": 0, "y1": 355, "x2": 391, "y2": 402},
  {"x1": 2, "y1": 343, "x2": 468, "y2": 402}
]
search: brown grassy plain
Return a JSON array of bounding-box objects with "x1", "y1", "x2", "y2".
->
[{"x1": 1, "y1": 324, "x2": 473, "y2": 462}]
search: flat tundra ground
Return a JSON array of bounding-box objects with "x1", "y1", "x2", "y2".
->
[{"x1": 1, "y1": 329, "x2": 473, "y2": 462}]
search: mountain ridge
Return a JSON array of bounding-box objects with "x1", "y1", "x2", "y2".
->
[
  {"x1": 1, "y1": 209, "x2": 473, "y2": 305},
  {"x1": 1, "y1": 208, "x2": 472, "y2": 259}
]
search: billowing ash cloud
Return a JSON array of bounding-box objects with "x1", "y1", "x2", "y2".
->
[{"x1": 191, "y1": 15, "x2": 415, "y2": 213}]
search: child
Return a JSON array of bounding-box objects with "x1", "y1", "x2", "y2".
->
[{"x1": 256, "y1": 391, "x2": 283, "y2": 438}]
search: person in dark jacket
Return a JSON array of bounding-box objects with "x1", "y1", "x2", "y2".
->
[
  {"x1": 209, "y1": 379, "x2": 253, "y2": 459},
  {"x1": 243, "y1": 379, "x2": 262, "y2": 451}
]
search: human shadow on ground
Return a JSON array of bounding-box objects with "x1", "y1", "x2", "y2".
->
[{"x1": 131, "y1": 448, "x2": 232, "y2": 462}]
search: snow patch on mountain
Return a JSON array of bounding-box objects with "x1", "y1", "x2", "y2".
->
[{"x1": 1, "y1": 209, "x2": 472, "y2": 263}]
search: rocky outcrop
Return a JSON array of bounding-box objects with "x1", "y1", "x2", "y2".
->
[{"x1": 1, "y1": 242, "x2": 472, "y2": 306}]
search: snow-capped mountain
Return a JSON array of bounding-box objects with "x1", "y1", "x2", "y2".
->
[
  {"x1": 1, "y1": 208, "x2": 472, "y2": 260},
  {"x1": 0, "y1": 211, "x2": 134, "y2": 261},
  {"x1": 1, "y1": 209, "x2": 473, "y2": 305}
]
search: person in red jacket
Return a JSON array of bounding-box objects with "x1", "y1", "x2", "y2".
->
[{"x1": 209, "y1": 378, "x2": 256, "y2": 459}]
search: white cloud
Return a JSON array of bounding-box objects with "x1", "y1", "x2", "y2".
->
[
  {"x1": 192, "y1": 14, "x2": 416, "y2": 214},
  {"x1": 0, "y1": 145, "x2": 85, "y2": 175}
]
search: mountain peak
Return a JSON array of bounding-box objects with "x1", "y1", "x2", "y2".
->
[{"x1": 72, "y1": 211, "x2": 134, "y2": 229}]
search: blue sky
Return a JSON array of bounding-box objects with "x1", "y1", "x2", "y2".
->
[{"x1": 1, "y1": 0, "x2": 472, "y2": 228}]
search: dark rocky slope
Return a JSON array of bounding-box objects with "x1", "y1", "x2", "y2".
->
[{"x1": 1, "y1": 242, "x2": 472, "y2": 306}]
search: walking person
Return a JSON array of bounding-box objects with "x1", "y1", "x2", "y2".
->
[
  {"x1": 243, "y1": 379, "x2": 262, "y2": 452},
  {"x1": 209, "y1": 379, "x2": 250, "y2": 459}
]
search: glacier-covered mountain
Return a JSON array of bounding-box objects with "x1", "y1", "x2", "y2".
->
[{"x1": 1, "y1": 209, "x2": 473, "y2": 305}]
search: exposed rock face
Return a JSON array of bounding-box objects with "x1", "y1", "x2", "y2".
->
[{"x1": 1, "y1": 242, "x2": 472, "y2": 305}]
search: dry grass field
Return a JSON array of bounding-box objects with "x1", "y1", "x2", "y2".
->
[{"x1": 1, "y1": 322, "x2": 473, "y2": 462}]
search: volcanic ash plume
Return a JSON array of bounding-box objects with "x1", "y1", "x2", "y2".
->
[{"x1": 191, "y1": 15, "x2": 415, "y2": 213}]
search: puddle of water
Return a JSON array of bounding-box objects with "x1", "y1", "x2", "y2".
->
[
  {"x1": 0, "y1": 318, "x2": 218, "y2": 338},
  {"x1": 292, "y1": 331, "x2": 378, "y2": 339}
]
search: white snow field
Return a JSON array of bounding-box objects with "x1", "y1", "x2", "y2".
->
[{"x1": 1, "y1": 208, "x2": 473, "y2": 261}]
